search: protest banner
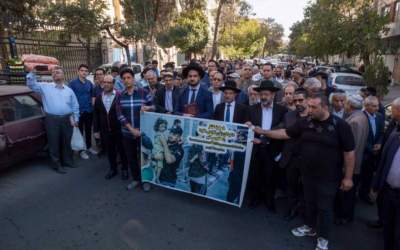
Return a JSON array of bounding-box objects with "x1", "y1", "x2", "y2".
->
[{"x1": 140, "y1": 112, "x2": 254, "y2": 207}]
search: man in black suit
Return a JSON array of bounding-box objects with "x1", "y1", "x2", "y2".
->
[
  {"x1": 154, "y1": 72, "x2": 181, "y2": 114},
  {"x1": 213, "y1": 80, "x2": 249, "y2": 203},
  {"x1": 93, "y1": 75, "x2": 128, "y2": 179},
  {"x1": 360, "y1": 95, "x2": 385, "y2": 204},
  {"x1": 372, "y1": 126, "x2": 400, "y2": 250},
  {"x1": 246, "y1": 80, "x2": 287, "y2": 211},
  {"x1": 213, "y1": 80, "x2": 249, "y2": 123},
  {"x1": 174, "y1": 63, "x2": 213, "y2": 119}
]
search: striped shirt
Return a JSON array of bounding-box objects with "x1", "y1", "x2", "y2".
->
[{"x1": 117, "y1": 87, "x2": 152, "y2": 138}]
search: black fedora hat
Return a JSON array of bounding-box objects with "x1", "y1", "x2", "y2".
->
[
  {"x1": 182, "y1": 62, "x2": 205, "y2": 79},
  {"x1": 254, "y1": 80, "x2": 280, "y2": 92},
  {"x1": 219, "y1": 80, "x2": 241, "y2": 93}
]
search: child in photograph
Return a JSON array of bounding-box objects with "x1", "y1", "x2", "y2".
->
[{"x1": 152, "y1": 118, "x2": 168, "y2": 183}]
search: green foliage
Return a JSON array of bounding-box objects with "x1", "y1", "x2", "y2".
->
[
  {"x1": 363, "y1": 56, "x2": 391, "y2": 97},
  {"x1": 260, "y1": 18, "x2": 284, "y2": 56},
  {"x1": 289, "y1": 0, "x2": 390, "y2": 64},
  {"x1": 157, "y1": 10, "x2": 209, "y2": 55},
  {"x1": 42, "y1": 0, "x2": 108, "y2": 41},
  {"x1": 0, "y1": 0, "x2": 42, "y2": 33},
  {"x1": 219, "y1": 18, "x2": 264, "y2": 59}
]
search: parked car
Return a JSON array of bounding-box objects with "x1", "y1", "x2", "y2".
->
[
  {"x1": 0, "y1": 85, "x2": 46, "y2": 169},
  {"x1": 328, "y1": 72, "x2": 366, "y2": 96}
]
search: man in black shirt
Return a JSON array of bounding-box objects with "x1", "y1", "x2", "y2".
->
[{"x1": 252, "y1": 94, "x2": 355, "y2": 250}]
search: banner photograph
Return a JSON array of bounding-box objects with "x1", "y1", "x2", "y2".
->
[{"x1": 140, "y1": 112, "x2": 254, "y2": 207}]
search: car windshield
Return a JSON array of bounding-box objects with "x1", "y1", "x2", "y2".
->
[{"x1": 335, "y1": 75, "x2": 364, "y2": 86}]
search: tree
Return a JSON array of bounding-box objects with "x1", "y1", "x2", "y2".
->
[
  {"x1": 363, "y1": 56, "x2": 391, "y2": 97},
  {"x1": 42, "y1": 0, "x2": 108, "y2": 68},
  {"x1": 211, "y1": 0, "x2": 228, "y2": 60},
  {"x1": 219, "y1": 18, "x2": 264, "y2": 59},
  {"x1": 289, "y1": 0, "x2": 390, "y2": 64},
  {"x1": 260, "y1": 18, "x2": 284, "y2": 56},
  {"x1": 288, "y1": 20, "x2": 312, "y2": 57},
  {"x1": 157, "y1": 9, "x2": 209, "y2": 58}
]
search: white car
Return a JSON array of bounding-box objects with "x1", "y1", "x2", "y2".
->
[{"x1": 328, "y1": 72, "x2": 366, "y2": 96}]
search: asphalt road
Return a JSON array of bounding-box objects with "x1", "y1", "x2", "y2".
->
[{"x1": 0, "y1": 155, "x2": 383, "y2": 250}]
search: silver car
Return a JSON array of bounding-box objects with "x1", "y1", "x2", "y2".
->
[{"x1": 328, "y1": 72, "x2": 366, "y2": 96}]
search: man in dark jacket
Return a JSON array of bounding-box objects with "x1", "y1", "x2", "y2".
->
[
  {"x1": 154, "y1": 72, "x2": 181, "y2": 114},
  {"x1": 93, "y1": 75, "x2": 128, "y2": 179},
  {"x1": 246, "y1": 80, "x2": 287, "y2": 212}
]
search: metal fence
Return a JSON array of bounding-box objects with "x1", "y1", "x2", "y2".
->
[{"x1": 0, "y1": 35, "x2": 107, "y2": 82}]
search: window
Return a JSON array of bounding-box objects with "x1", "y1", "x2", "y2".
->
[
  {"x1": 0, "y1": 95, "x2": 42, "y2": 123},
  {"x1": 335, "y1": 76, "x2": 365, "y2": 86}
]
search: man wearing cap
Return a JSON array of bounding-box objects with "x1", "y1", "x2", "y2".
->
[
  {"x1": 292, "y1": 67, "x2": 305, "y2": 86},
  {"x1": 334, "y1": 94, "x2": 369, "y2": 224},
  {"x1": 246, "y1": 80, "x2": 287, "y2": 212},
  {"x1": 154, "y1": 72, "x2": 181, "y2": 114},
  {"x1": 175, "y1": 63, "x2": 213, "y2": 119}
]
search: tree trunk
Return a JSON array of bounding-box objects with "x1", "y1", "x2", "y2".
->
[
  {"x1": 124, "y1": 45, "x2": 131, "y2": 66},
  {"x1": 86, "y1": 37, "x2": 92, "y2": 70},
  {"x1": 0, "y1": 22, "x2": 9, "y2": 69},
  {"x1": 211, "y1": 0, "x2": 225, "y2": 60}
]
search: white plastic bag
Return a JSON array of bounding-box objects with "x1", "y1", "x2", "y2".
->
[{"x1": 71, "y1": 127, "x2": 86, "y2": 151}]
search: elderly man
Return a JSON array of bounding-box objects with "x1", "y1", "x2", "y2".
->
[
  {"x1": 274, "y1": 65, "x2": 285, "y2": 83},
  {"x1": 335, "y1": 94, "x2": 369, "y2": 225},
  {"x1": 145, "y1": 69, "x2": 163, "y2": 95},
  {"x1": 329, "y1": 90, "x2": 346, "y2": 118},
  {"x1": 27, "y1": 67, "x2": 79, "y2": 174},
  {"x1": 292, "y1": 67, "x2": 305, "y2": 86},
  {"x1": 93, "y1": 75, "x2": 128, "y2": 180},
  {"x1": 247, "y1": 84, "x2": 260, "y2": 106},
  {"x1": 303, "y1": 77, "x2": 322, "y2": 96},
  {"x1": 359, "y1": 96, "x2": 385, "y2": 205},
  {"x1": 372, "y1": 107, "x2": 400, "y2": 250}
]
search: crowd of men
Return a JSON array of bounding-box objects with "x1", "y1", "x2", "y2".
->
[{"x1": 26, "y1": 58, "x2": 400, "y2": 250}]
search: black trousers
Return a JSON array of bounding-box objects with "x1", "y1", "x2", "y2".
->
[
  {"x1": 359, "y1": 152, "x2": 378, "y2": 198},
  {"x1": 122, "y1": 137, "x2": 141, "y2": 181},
  {"x1": 381, "y1": 184, "x2": 400, "y2": 250},
  {"x1": 190, "y1": 180, "x2": 207, "y2": 195},
  {"x1": 286, "y1": 159, "x2": 303, "y2": 209},
  {"x1": 78, "y1": 112, "x2": 93, "y2": 149},
  {"x1": 303, "y1": 176, "x2": 338, "y2": 240},
  {"x1": 45, "y1": 114, "x2": 73, "y2": 167},
  {"x1": 334, "y1": 174, "x2": 361, "y2": 221},
  {"x1": 102, "y1": 131, "x2": 127, "y2": 171},
  {"x1": 247, "y1": 145, "x2": 278, "y2": 208}
]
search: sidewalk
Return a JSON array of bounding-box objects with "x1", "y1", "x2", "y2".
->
[{"x1": 383, "y1": 84, "x2": 400, "y2": 104}]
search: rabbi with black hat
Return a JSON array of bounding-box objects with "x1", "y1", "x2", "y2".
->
[
  {"x1": 174, "y1": 62, "x2": 213, "y2": 119},
  {"x1": 245, "y1": 80, "x2": 288, "y2": 212},
  {"x1": 213, "y1": 80, "x2": 249, "y2": 123}
]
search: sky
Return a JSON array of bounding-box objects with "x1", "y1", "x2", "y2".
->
[{"x1": 246, "y1": 0, "x2": 310, "y2": 39}]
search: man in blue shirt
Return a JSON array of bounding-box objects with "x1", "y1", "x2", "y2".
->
[
  {"x1": 69, "y1": 64, "x2": 96, "y2": 159},
  {"x1": 27, "y1": 67, "x2": 79, "y2": 174}
]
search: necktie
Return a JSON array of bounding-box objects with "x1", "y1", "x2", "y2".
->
[
  {"x1": 225, "y1": 103, "x2": 231, "y2": 122},
  {"x1": 190, "y1": 88, "x2": 196, "y2": 103}
]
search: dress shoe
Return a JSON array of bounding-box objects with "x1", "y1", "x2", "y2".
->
[
  {"x1": 367, "y1": 219, "x2": 383, "y2": 229},
  {"x1": 121, "y1": 170, "x2": 129, "y2": 180},
  {"x1": 54, "y1": 166, "x2": 67, "y2": 174},
  {"x1": 105, "y1": 170, "x2": 118, "y2": 180}
]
